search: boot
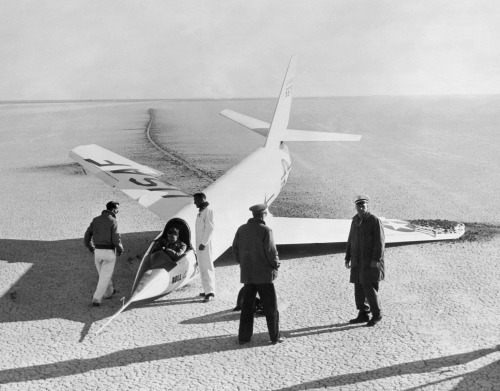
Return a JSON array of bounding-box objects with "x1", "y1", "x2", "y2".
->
[
  {"x1": 349, "y1": 311, "x2": 370, "y2": 324},
  {"x1": 366, "y1": 314, "x2": 382, "y2": 327}
]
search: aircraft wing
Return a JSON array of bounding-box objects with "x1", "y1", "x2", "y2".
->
[
  {"x1": 266, "y1": 217, "x2": 351, "y2": 244},
  {"x1": 267, "y1": 216, "x2": 465, "y2": 245},
  {"x1": 70, "y1": 144, "x2": 192, "y2": 221}
]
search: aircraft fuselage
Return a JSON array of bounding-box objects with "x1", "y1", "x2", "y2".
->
[{"x1": 162, "y1": 143, "x2": 291, "y2": 260}]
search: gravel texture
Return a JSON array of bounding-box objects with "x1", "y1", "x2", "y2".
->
[{"x1": 0, "y1": 98, "x2": 499, "y2": 390}]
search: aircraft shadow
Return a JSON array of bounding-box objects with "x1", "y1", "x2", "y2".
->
[
  {"x1": 0, "y1": 322, "x2": 362, "y2": 385},
  {"x1": 271, "y1": 345, "x2": 500, "y2": 391},
  {"x1": 132, "y1": 296, "x2": 203, "y2": 309},
  {"x1": 0, "y1": 232, "x2": 159, "y2": 341},
  {"x1": 0, "y1": 232, "x2": 349, "y2": 342},
  {"x1": 214, "y1": 242, "x2": 347, "y2": 268},
  {"x1": 180, "y1": 309, "x2": 240, "y2": 324}
]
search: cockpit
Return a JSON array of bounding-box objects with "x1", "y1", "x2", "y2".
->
[{"x1": 159, "y1": 218, "x2": 193, "y2": 251}]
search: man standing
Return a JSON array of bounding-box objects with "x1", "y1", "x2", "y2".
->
[
  {"x1": 345, "y1": 195, "x2": 385, "y2": 326},
  {"x1": 84, "y1": 201, "x2": 124, "y2": 307},
  {"x1": 233, "y1": 203, "x2": 284, "y2": 345},
  {"x1": 194, "y1": 192, "x2": 215, "y2": 303}
]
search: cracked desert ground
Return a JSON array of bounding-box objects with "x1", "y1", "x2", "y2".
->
[{"x1": 1, "y1": 97, "x2": 499, "y2": 390}]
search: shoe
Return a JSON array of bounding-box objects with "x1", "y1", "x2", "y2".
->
[
  {"x1": 232, "y1": 306, "x2": 241, "y2": 311},
  {"x1": 92, "y1": 302, "x2": 100, "y2": 307},
  {"x1": 238, "y1": 339, "x2": 250, "y2": 345},
  {"x1": 349, "y1": 312, "x2": 370, "y2": 324},
  {"x1": 203, "y1": 293, "x2": 214, "y2": 303},
  {"x1": 199, "y1": 293, "x2": 206, "y2": 297},
  {"x1": 366, "y1": 315, "x2": 382, "y2": 327},
  {"x1": 104, "y1": 289, "x2": 118, "y2": 299},
  {"x1": 271, "y1": 336, "x2": 285, "y2": 345}
]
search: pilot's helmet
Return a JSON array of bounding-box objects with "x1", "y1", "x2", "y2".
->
[{"x1": 167, "y1": 227, "x2": 180, "y2": 236}]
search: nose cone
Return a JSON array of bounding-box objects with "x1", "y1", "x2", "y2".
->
[{"x1": 131, "y1": 268, "x2": 170, "y2": 302}]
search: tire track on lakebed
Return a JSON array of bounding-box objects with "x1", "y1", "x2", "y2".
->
[{"x1": 146, "y1": 108, "x2": 215, "y2": 183}]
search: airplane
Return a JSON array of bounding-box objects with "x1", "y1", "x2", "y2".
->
[{"x1": 69, "y1": 55, "x2": 465, "y2": 334}]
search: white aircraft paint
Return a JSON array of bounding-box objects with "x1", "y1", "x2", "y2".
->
[{"x1": 70, "y1": 55, "x2": 464, "y2": 334}]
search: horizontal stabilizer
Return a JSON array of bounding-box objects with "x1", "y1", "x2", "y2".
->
[
  {"x1": 220, "y1": 109, "x2": 269, "y2": 137},
  {"x1": 70, "y1": 144, "x2": 192, "y2": 221},
  {"x1": 220, "y1": 110, "x2": 361, "y2": 142},
  {"x1": 267, "y1": 216, "x2": 464, "y2": 245},
  {"x1": 283, "y1": 129, "x2": 361, "y2": 142}
]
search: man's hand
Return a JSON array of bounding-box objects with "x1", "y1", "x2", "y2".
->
[
  {"x1": 198, "y1": 244, "x2": 206, "y2": 251},
  {"x1": 345, "y1": 260, "x2": 351, "y2": 269}
]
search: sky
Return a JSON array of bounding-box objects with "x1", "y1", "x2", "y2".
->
[{"x1": 1, "y1": 0, "x2": 500, "y2": 100}]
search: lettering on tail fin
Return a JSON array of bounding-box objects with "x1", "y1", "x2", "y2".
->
[{"x1": 285, "y1": 78, "x2": 295, "y2": 98}]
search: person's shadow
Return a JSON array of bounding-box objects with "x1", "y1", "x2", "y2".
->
[
  {"x1": 0, "y1": 322, "x2": 359, "y2": 385},
  {"x1": 0, "y1": 318, "x2": 497, "y2": 388},
  {"x1": 0, "y1": 232, "x2": 157, "y2": 342},
  {"x1": 271, "y1": 345, "x2": 500, "y2": 391}
]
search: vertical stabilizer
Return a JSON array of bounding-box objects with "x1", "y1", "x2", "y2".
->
[{"x1": 264, "y1": 55, "x2": 297, "y2": 149}]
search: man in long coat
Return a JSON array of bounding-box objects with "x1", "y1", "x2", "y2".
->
[
  {"x1": 345, "y1": 194, "x2": 385, "y2": 326},
  {"x1": 232, "y1": 203, "x2": 284, "y2": 345}
]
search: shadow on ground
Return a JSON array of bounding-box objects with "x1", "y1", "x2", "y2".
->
[
  {"x1": 272, "y1": 346, "x2": 500, "y2": 391},
  {"x1": 0, "y1": 232, "x2": 158, "y2": 341},
  {"x1": 0, "y1": 233, "x2": 348, "y2": 342},
  {"x1": 214, "y1": 242, "x2": 347, "y2": 268},
  {"x1": 0, "y1": 322, "x2": 361, "y2": 385},
  {"x1": 0, "y1": 325, "x2": 497, "y2": 389}
]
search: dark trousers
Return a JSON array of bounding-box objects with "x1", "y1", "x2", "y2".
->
[
  {"x1": 354, "y1": 282, "x2": 381, "y2": 317},
  {"x1": 238, "y1": 283, "x2": 280, "y2": 342}
]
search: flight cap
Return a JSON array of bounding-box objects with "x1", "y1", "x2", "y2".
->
[
  {"x1": 249, "y1": 203, "x2": 268, "y2": 213},
  {"x1": 106, "y1": 201, "x2": 120, "y2": 210},
  {"x1": 355, "y1": 194, "x2": 370, "y2": 204}
]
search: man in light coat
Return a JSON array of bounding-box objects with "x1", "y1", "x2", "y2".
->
[
  {"x1": 84, "y1": 201, "x2": 124, "y2": 306},
  {"x1": 232, "y1": 203, "x2": 283, "y2": 345},
  {"x1": 194, "y1": 193, "x2": 216, "y2": 302},
  {"x1": 345, "y1": 194, "x2": 385, "y2": 326}
]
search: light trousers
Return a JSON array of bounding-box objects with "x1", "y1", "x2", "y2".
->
[
  {"x1": 198, "y1": 249, "x2": 215, "y2": 295},
  {"x1": 93, "y1": 249, "x2": 116, "y2": 303}
]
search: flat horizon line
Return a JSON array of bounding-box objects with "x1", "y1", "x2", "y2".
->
[{"x1": 2, "y1": 93, "x2": 500, "y2": 104}]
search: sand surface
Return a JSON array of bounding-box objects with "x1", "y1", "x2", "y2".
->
[{"x1": 0, "y1": 98, "x2": 499, "y2": 390}]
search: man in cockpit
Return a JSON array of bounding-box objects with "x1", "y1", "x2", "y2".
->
[
  {"x1": 152, "y1": 227, "x2": 187, "y2": 261},
  {"x1": 147, "y1": 227, "x2": 187, "y2": 270}
]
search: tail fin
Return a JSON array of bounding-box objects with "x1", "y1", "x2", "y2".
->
[
  {"x1": 220, "y1": 55, "x2": 362, "y2": 144},
  {"x1": 264, "y1": 55, "x2": 297, "y2": 149}
]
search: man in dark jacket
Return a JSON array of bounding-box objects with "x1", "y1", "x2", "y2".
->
[
  {"x1": 345, "y1": 195, "x2": 385, "y2": 326},
  {"x1": 232, "y1": 203, "x2": 284, "y2": 345},
  {"x1": 84, "y1": 201, "x2": 124, "y2": 306}
]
